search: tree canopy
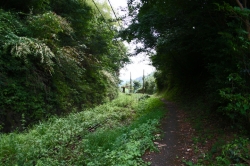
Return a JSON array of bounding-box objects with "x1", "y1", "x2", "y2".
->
[{"x1": 121, "y1": 0, "x2": 250, "y2": 126}]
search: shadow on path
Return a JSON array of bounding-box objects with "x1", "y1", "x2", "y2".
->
[{"x1": 143, "y1": 99, "x2": 195, "y2": 166}]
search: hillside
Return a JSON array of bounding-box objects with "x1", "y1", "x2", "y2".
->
[{"x1": 0, "y1": 0, "x2": 129, "y2": 132}]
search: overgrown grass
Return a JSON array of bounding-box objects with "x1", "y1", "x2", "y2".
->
[{"x1": 0, "y1": 93, "x2": 166, "y2": 165}]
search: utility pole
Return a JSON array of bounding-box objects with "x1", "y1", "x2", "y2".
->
[
  {"x1": 130, "y1": 72, "x2": 132, "y2": 93},
  {"x1": 143, "y1": 70, "x2": 145, "y2": 94}
]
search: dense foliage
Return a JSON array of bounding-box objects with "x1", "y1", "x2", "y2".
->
[
  {"x1": 121, "y1": 0, "x2": 250, "y2": 127},
  {"x1": 0, "y1": 94, "x2": 165, "y2": 165},
  {"x1": 0, "y1": 0, "x2": 129, "y2": 132}
]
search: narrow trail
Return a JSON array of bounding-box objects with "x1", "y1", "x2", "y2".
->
[{"x1": 143, "y1": 99, "x2": 196, "y2": 166}]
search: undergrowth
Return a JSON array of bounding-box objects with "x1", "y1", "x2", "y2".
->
[
  {"x1": 0, "y1": 93, "x2": 166, "y2": 165},
  {"x1": 162, "y1": 89, "x2": 250, "y2": 166}
]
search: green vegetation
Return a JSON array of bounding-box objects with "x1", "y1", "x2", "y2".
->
[
  {"x1": 1, "y1": 0, "x2": 250, "y2": 165},
  {"x1": 122, "y1": 0, "x2": 250, "y2": 128},
  {"x1": 215, "y1": 137, "x2": 250, "y2": 165},
  {"x1": 122, "y1": 0, "x2": 250, "y2": 165},
  {"x1": 0, "y1": 94, "x2": 166, "y2": 165},
  {"x1": 133, "y1": 80, "x2": 141, "y2": 92},
  {"x1": 176, "y1": 98, "x2": 250, "y2": 165},
  {"x1": 144, "y1": 74, "x2": 156, "y2": 94},
  {"x1": 0, "y1": 0, "x2": 129, "y2": 132},
  {"x1": 122, "y1": 73, "x2": 156, "y2": 94}
]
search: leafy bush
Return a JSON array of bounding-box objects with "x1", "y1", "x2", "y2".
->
[
  {"x1": 214, "y1": 2, "x2": 250, "y2": 126},
  {"x1": 216, "y1": 138, "x2": 250, "y2": 165},
  {"x1": 27, "y1": 11, "x2": 73, "y2": 40}
]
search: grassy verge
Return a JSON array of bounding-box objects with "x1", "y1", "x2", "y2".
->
[{"x1": 0, "y1": 93, "x2": 166, "y2": 166}]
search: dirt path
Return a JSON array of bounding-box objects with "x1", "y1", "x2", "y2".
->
[{"x1": 143, "y1": 100, "x2": 197, "y2": 166}]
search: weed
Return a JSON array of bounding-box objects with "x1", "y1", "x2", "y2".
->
[
  {"x1": 215, "y1": 137, "x2": 250, "y2": 165},
  {"x1": 0, "y1": 93, "x2": 166, "y2": 165},
  {"x1": 182, "y1": 160, "x2": 195, "y2": 166}
]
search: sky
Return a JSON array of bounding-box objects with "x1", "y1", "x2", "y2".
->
[{"x1": 107, "y1": 0, "x2": 156, "y2": 82}]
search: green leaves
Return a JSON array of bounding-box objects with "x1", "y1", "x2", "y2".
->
[
  {"x1": 27, "y1": 12, "x2": 73, "y2": 39},
  {"x1": 216, "y1": 137, "x2": 250, "y2": 165},
  {"x1": 219, "y1": 88, "x2": 250, "y2": 120},
  {"x1": 133, "y1": 80, "x2": 141, "y2": 92},
  {"x1": 0, "y1": 0, "x2": 129, "y2": 132},
  {"x1": 0, "y1": 9, "x2": 24, "y2": 42},
  {"x1": 124, "y1": 0, "x2": 250, "y2": 127},
  {"x1": 82, "y1": 96, "x2": 164, "y2": 166},
  {"x1": 4, "y1": 36, "x2": 55, "y2": 73},
  {"x1": 0, "y1": 95, "x2": 165, "y2": 165},
  {"x1": 0, "y1": 0, "x2": 50, "y2": 14},
  {"x1": 219, "y1": 72, "x2": 250, "y2": 120}
]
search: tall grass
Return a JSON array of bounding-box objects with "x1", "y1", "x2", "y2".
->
[{"x1": 0, "y1": 93, "x2": 166, "y2": 165}]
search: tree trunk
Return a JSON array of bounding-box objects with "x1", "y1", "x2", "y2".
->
[{"x1": 236, "y1": 0, "x2": 250, "y2": 40}]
